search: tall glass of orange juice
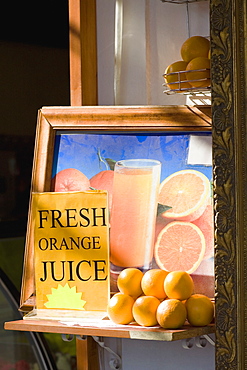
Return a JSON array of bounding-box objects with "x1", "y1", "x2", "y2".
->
[{"x1": 110, "y1": 159, "x2": 161, "y2": 272}]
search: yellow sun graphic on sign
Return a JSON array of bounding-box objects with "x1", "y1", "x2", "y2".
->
[{"x1": 44, "y1": 283, "x2": 86, "y2": 310}]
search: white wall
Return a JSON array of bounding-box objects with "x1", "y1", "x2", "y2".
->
[
  {"x1": 97, "y1": 0, "x2": 209, "y2": 106},
  {"x1": 99, "y1": 335, "x2": 215, "y2": 369}
]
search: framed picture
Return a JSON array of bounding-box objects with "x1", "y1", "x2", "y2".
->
[{"x1": 20, "y1": 105, "x2": 212, "y2": 310}]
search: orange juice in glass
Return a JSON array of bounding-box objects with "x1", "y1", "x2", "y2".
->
[{"x1": 110, "y1": 159, "x2": 161, "y2": 272}]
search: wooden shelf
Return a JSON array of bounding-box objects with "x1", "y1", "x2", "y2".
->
[{"x1": 5, "y1": 319, "x2": 215, "y2": 342}]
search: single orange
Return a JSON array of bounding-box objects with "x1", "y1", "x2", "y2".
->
[
  {"x1": 141, "y1": 269, "x2": 168, "y2": 299},
  {"x1": 107, "y1": 293, "x2": 135, "y2": 325},
  {"x1": 90, "y1": 170, "x2": 114, "y2": 209},
  {"x1": 132, "y1": 295, "x2": 160, "y2": 327},
  {"x1": 186, "y1": 57, "x2": 211, "y2": 88},
  {"x1": 192, "y1": 203, "x2": 214, "y2": 260},
  {"x1": 164, "y1": 60, "x2": 190, "y2": 90},
  {"x1": 164, "y1": 271, "x2": 194, "y2": 300},
  {"x1": 156, "y1": 298, "x2": 187, "y2": 329},
  {"x1": 185, "y1": 294, "x2": 214, "y2": 326},
  {"x1": 117, "y1": 268, "x2": 143, "y2": 298},
  {"x1": 158, "y1": 169, "x2": 211, "y2": 222},
  {"x1": 154, "y1": 221, "x2": 206, "y2": 274},
  {"x1": 180, "y1": 36, "x2": 210, "y2": 62},
  {"x1": 51, "y1": 168, "x2": 90, "y2": 192}
]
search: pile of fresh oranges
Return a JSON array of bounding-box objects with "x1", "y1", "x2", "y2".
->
[
  {"x1": 164, "y1": 35, "x2": 211, "y2": 91},
  {"x1": 107, "y1": 268, "x2": 214, "y2": 329}
]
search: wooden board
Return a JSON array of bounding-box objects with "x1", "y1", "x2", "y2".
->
[
  {"x1": 68, "y1": 0, "x2": 98, "y2": 106},
  {"x1": 5, "y1": 320, "x2": 215, "y2": 342}
]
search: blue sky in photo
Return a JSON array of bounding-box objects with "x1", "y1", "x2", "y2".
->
[{"x1": 52, "y1": 132, "x2": 212, "y2": 182}]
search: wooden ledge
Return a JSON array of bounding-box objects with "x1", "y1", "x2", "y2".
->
[{"x1": 5, "y1": 319, "x2": 215, "y2": 342}]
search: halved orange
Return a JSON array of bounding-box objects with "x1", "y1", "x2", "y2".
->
[
  {"x1": 158, "y1": 169, "x2": 211, "y2": 222},
  {"x1": 154, "y1": 221, "x2": 206, "y2": 274}
]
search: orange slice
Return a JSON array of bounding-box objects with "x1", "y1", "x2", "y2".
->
[
  {"x1": 158, "y1": 169, "x2": 211, "y2": 222},
  {"x1": 154, "y1": 221, "x2": 206, "y2": 274}
]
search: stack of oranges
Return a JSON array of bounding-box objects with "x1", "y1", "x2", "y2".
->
[
  {"x1": 164, "y1": 35, "x2": 211, "y2": 91},
  {"x1": 107, "y1": 268, "x2": 214, "y2": 329}
]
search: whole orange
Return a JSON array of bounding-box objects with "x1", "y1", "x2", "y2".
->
[
  {"x1": 164, "y1": 60, "x2": 190, "y2": 90},
  {"x1": 141, "y1": 269, "x2": 168, "y2": 299},
  {"x1": 156, "y1": 298, "x2": 187, "y2": 329},
  {"x1": 107, "y1": 293, "x2": 135, "y2": 325},
  {"x1": 132, "y1": 295, "x2": 160, "y2": 327},
  {"x1": 164, "y1": 271, "x2": 194, "y2": 301},
  {"x1": 117, "y1": 268, "x2": 143, "y2": 298},
  {"x1": 185, "y1": 294, "x2": 214, "y2": 326},
  {"x1": 51, "y1": 168, "x2": 90, "y2": 192},
  {"x1": 186, "y1": 57, "x2": 211, "y2": 88},
  {"x1": 90, "y1": 170, "x2": 114, "y2": 209},
  {"x1": 180, "y1": 36, "x2": 210, "y2": 62}
]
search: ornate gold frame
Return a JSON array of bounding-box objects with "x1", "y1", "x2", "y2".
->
[{"x1": 211, "y1": 0, "x2": 247, "y2": 368}]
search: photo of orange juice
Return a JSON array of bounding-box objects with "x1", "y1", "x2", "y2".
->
[
  {"x1": 110, "y1": 159, "x2": 161, "y2": 271},
  {"x1": 53, "y1": 132, "x2": 213, "y2": 295}
]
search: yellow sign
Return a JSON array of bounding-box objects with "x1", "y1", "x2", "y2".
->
[{"x1": 32, "y1": 190, "x2": 110, "y2": 312}]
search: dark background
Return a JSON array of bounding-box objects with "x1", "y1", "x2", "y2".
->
[
  {"x1": 0, "y1": 1, "x2": 69, "y2": 48},
  {"x1": 0, "y1": 1, "x2": 70, "y2": 237}
]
